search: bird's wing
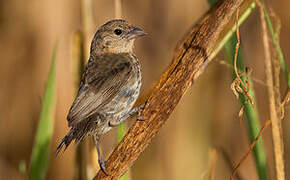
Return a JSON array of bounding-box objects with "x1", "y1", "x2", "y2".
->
[{"x1": 67, "y1": 53, "x2": 134, "y2": 126}]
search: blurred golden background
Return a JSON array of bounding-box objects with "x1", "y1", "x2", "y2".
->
[{"x1": 0, "y1": 0, "x2": 289, "y2": 179}]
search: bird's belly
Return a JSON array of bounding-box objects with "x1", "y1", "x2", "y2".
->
[
  {"x1": 89, "y1": 81, "x2": 140, "y2": 135},
  {"x1": 100, "y1": 75, "x2": 141, "y2": 119}
]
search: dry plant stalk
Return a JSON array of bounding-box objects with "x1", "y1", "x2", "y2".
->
[
  {"x1": 93, "y1": 0, "x2": 245, "y2": 179},
  {"x1": 280, "y1": 92, "x2": 290, "y2": 119},
  {"x1": 114, "y1": 0, "x2": 122, "y2": 19},
  {"x1": 232, "y1": 9, "x2": 254, "y2": 106},
  {"x1": 230, "y1": 120, "x2": 271, "y2": 180},
  {"x1": 271, "y1": 11, "x2": 282, "y2": 114},
  {"x1": 217, "y1": 147, "x2": 243, "y2": 180},
  {"x1": 208, "y1": 148, "x2": 218, "y2": 180},
  {"x1": 72, "y1": 31, "x2": 88, "y2": 180},
  {"x1": 81, "y1": 0, "x2": 94, "y2": 62},
  {"x1": 76, "y1": 0, "x2": 95, "y2": 177},
  {"x1": 256, "y1": 0, "x2": 285, "y2": 179}
]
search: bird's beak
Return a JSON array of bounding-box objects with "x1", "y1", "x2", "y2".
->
[{"x1": 127, "y1": 26, "x2": 147, "y2": 40}]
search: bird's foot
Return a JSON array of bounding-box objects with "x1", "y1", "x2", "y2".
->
[
  {"x1": 136, "y1": 104, "x2": 147, "y2": 121},
  {"x1": 98, "y1": 158, "x2": 109, "y2": 176}
]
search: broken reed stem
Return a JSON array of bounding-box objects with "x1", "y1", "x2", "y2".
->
[
  {"x1": 94, "y1": 0, "x2": 245, "y2": 179},
  {"x1": 230, "y1": 120, "x2": 271, "y2": 180},
  {"x1": 257, "y1": 1, "x2": 285, "y2": 179}
]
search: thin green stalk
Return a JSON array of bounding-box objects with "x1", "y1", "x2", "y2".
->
[
  {"x1": 117, "y1": 123, "x2": 129, "y2": 180},
  {"x1": 29, "y1": 44, "x2": 57, "y2": 180},
  {"x1": 117, "y1": 123, "x2": 126, "y2": 144},
  {"x1": 208, "y1": 0, "x2": 268, "y2": 179},
  {"x1": 260, "y1": 0, "x2": 290, "y2": 87},
  {"x1": 224, "y1": 39, "x2": 267, "y2": 180}
]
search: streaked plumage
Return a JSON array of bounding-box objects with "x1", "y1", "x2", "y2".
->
[{"x1": 57, "y1": 19, "x2": 146, "y2": 174}]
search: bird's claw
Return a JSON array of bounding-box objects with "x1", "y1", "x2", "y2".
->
[
  {"x1": 137, "y1": 115, "x2": 147, "y2": 121},
  {"x1": 137, "y1": 104, "x2": 147, "y2": 121},
  {"x1": 98, "y1": 159, "x2": 109, "y2": 176}
]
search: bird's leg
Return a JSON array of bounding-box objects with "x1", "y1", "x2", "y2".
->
[
  {"x1": 136, "y1": 104, "x2": 147, "y2": 121},
  {"x1": 93, "y1": 134, "x2": 108, "y2": 175},
  {"x1": 108, "y1": 104, "x2": 146, "y2": 127}
]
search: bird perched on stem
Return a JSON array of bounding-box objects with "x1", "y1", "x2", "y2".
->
[{"x1": 57, "y1": 19, "x2": 146, "y2": 175}]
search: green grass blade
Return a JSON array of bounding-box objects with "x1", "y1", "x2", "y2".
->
[
  {"x1": 208, "y1": 0, "x2": 268, "y2": 179},
  {"x1": 28, "y1": 45, "x2": 57, "y2": 180},
  {"x1": 224, "y1": 39, "x2": 267, "y2": 180},
  {"x1": 117, "y1": 123, "x2": 130, "y2": 180},
  {"x1": 117, "y1": 123, "x2": 126, "y2": 144}
]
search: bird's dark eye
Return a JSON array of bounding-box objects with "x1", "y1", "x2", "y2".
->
[{"x1": 114, "y1": 29, "x2": 122, "y2": 35}]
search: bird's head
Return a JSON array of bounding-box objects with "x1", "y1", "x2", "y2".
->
[{"x1": 91, "y1": 19, "x2": 146, "y2": 54}]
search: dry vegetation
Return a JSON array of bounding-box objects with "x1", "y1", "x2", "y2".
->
[{"x1": 0, "y1": 0, "x2": 289, "y2": 180}]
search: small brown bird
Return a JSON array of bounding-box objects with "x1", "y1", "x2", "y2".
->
[{"x1": 57, "y1": 19, "x2": 146, "y2": 174}]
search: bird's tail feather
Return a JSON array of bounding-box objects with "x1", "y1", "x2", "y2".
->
[
  {"x1": 56, "y1": 119, "x2": 93, "y2": 155},
  {"x1": 56, "y1": 130, "x2": 75, "y2": 155}
]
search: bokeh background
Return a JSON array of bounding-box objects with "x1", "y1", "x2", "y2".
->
[{"x1": 0, "y1": 0, "x2": 289, "y2": 179}]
